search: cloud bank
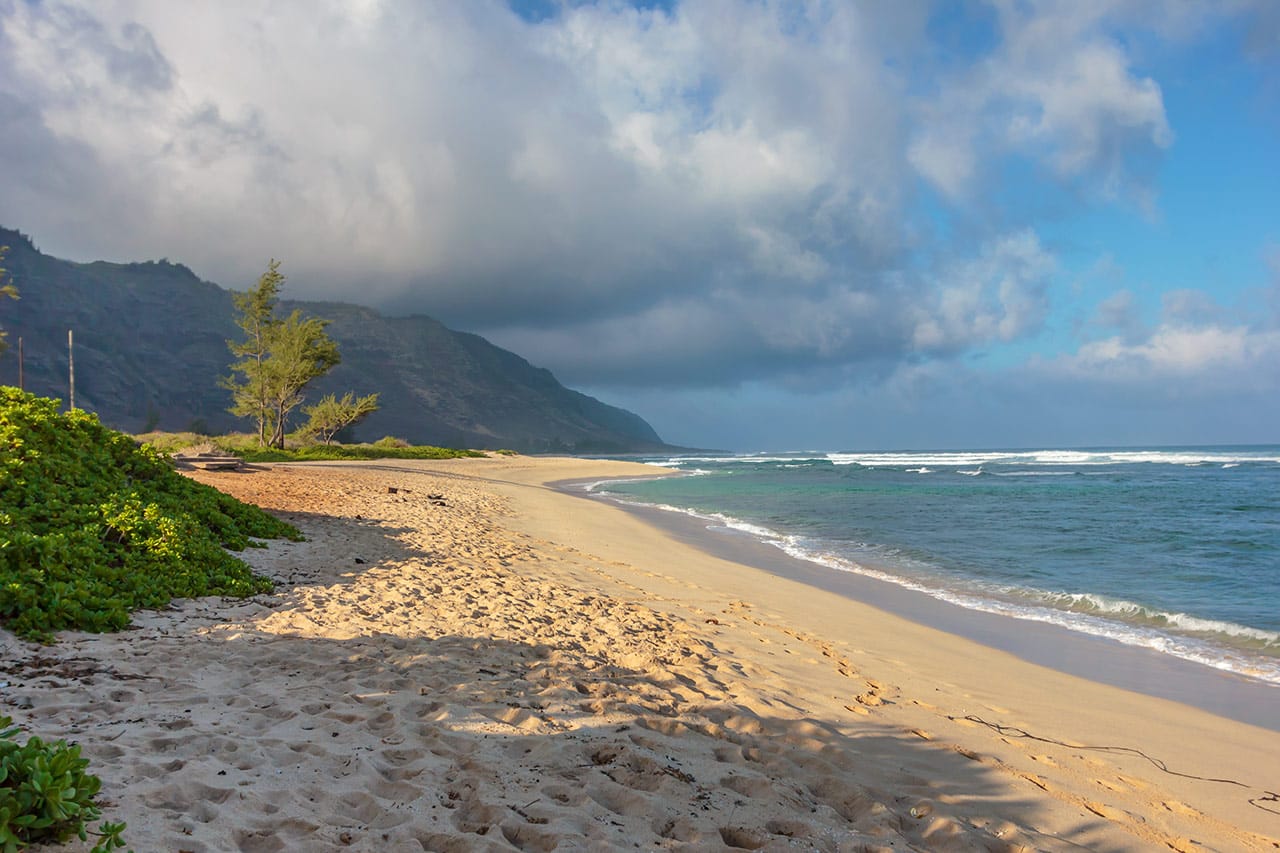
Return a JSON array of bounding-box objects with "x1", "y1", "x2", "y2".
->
[{"x1": 0, "y1": 0, "x2": 1274, "y2": 446}]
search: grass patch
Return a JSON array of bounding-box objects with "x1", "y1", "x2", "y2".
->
[
  {"x1": 135, "y1": 430, "x2": 486, "y2": 463},
  {"x1": 237, "y1": 443, "x2": 486, "y2": 463}
]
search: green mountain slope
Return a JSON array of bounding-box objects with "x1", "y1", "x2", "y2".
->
[{"x1": 0, "y1": 227, "x2": 668, "y2": 452}]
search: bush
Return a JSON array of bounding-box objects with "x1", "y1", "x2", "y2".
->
[
  {"x1": 0, "y1": 715, "x2": 128, "y2": 852},
  {"x1": 1, "y1": 389, "x2": 301, "y2": 641}
]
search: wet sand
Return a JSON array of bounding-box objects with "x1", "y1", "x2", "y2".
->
[{"x1": 574, "y1": 482, "x2": 1280, "y2": 732}]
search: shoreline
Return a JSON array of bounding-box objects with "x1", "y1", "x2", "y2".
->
[
  {"x1": 562, "y1": 477, "x2": 1280, "y2": 732},
  {"x1": 3, "y1": 456, "x2": 1277, "y2": 851}
]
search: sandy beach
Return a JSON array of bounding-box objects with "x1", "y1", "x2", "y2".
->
[{"x1": 3, "y1": 456, "x2": 1278, "y2": 852}]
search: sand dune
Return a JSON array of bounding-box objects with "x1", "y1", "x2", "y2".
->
[{"x1": 2, "y1": 457, "x2": 1277, "y2": 851}]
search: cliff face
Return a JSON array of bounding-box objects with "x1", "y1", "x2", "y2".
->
[{"x1": 0, "y1": 227, "x2": 667, "y2": 452}]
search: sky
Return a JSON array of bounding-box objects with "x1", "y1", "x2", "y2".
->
[{"x1": 1, "y1": 0, "x2": 1277, "y2": 451}]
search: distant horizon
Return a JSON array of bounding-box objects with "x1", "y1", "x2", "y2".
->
[{"x1": 647, "y1": 443, "x2": 1280, "y2": 457}]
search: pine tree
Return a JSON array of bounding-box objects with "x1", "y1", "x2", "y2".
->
[
  {"x1": 224, "y1": 260, "x2": 340, "y2": 447},
  {"x1": 301, "y1": 392, "x2": 380, "y2": 444},
  {"x1": 224, "y1": 260, "x2": 283, "y2": 444},
  {"x1": 262, "y1": 311, "x2": 340, "y2": 448}
]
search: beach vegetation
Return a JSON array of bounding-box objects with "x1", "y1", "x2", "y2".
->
[
  {"x1": 233, "y1": 442, "x2": 483, "y2": 463},
  {"x1": 223, "y1": 259, "x2": 281, "y2": 446},
  {"x1": 223, "y1": 260, "x2": 341, "y2": 449},
  {"x1": 0, "y1": 716, "x2": 128, "y2": 852},
  {"x1": 300, "y1": 392, "x2": 380, "y2": 445},
  {"x1": 0, "y1": 389, "x2": 299, "y2": 642},
  {"x1": 129, "y1": 431, "x2": 210, "y2": 454},
  {"x1": 134, "y1": 430, "x2": 484, "y2": 463}
]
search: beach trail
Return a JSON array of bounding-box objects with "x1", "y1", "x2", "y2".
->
[{"x1": 3, "y1": 457, "x2": 1277, "y2": 851}]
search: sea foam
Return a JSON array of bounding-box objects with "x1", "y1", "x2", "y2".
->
[
  {"x1": 595, "y1": 446, "x2": 1280, "y2": 686},
  {"x1": 591, "y1": 486, "x2": 1280, "y2": 686}
]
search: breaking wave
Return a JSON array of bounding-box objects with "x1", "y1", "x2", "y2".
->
[{"x1": 585, "y1": 486, "x2": 1280, "y2": 685}]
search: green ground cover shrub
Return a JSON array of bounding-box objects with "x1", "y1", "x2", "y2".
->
[
  {"x1": 135, "y1": 430, "x2": 485, "y2": 463},
  {"x1": 236, "y1": 443, "x2": 486, "y2": 463},
  {"x1": 0, "y1": 716, "x2": 127, "y2": 852},
  {"x1": 0, "y1": 389, "x2": 301, "y2": 641}
]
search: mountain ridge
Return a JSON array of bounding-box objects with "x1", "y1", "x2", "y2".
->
[{"x1": 0, "y1": 227, "x2": 672, "y2": 453}]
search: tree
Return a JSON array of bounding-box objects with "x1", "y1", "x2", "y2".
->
[
  {"x1": 223, "y1": 260, "x2": 283, "y2": 445},
  {"x1": 224, "y1": 260, "x2": 341, "y2": 448},
  {"x1": 0, "y1": 246, "x2": 17, "y2": 356},
  {"x1": 301, "y1": 391, "x2": 380, "y2": 445},
  {"x1": 260, "y1": 311, "x2": 340, "y2": 448}
]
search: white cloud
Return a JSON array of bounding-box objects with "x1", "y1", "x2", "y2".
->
[
  {"x1": 1160, "y1": 288, "x2": 1225, "y2": 325},
  {"x1": 0, "y1": 1, "x2": 913, "y2": 310},
  {"x1": 910, "y1": 1, "x2": 1173, "y2": 204},
  {"x1": 907, "y1": 126, "x2": 977, "y2": 200},
  {"x1": 912, "y1": 230, "x2": 1055, "y2": 353},
  {"x1": 1091, "y1": 289, "x2": 1140, "y2": 331},
  {"x1": 0, "y1": 0, "x2": 1265, "y2": 414},
  {"x1": 1057, "y1": 324, "x2": 1280, "y2": 382}
]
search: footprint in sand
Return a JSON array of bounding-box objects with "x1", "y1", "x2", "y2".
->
[
  {"x1": 1161, "y1": 799, "x2": 1202, "y2": 817},
  {"x1": 655, "y1": 816, "x2": 707, "y2": 843},
  {"x1": 586, "y1": 778, "x2": 652, "y2": 816},
  {"x1": 718, "y1": 825, "x2": 771, "y2": 849},
  {"x1": 721, "y1": 773, "x2": 775, "y2": 799},
  {"x1": 1083, "y1": 800, "x2": 1135, "y2": 823},
  {"x1": 500, "y1": 820, "x2": 560, "y2": 853},
  {"x1": 806, "y1": 775, "x2": 880, "y2": 822},
  {"x1": 1115, "y1": 774, "x2": 1150, "y2": 790},
  {"x1": 1017, "y1": 771, "x2": 1050, "y2": 791},
  {"x1": 540, "y1": 782, "x2": 586, "y2": 807}
]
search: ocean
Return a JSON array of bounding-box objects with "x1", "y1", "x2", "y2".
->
[{"x1": 589, "y1": 447, "x2": 1280, "y2": 686}]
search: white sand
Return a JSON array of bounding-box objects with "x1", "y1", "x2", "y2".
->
[{"x1": 3, "y1": 457, "x2": 1277, "y2": 851}]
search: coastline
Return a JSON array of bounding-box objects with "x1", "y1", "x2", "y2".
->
[
  {"x1": 426, "y1": 457, "x2": 1280, "y2": 845},
  {"x1": 565, "y1": 477, "x2": 1280, "y2": 732},
  {"x1": 3, "y1": 456, "x2": 1276, "y2": 851}
]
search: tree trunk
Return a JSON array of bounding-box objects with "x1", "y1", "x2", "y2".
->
[{"x1": 270, "y1": 403, "x2": 286, "y2": 448}]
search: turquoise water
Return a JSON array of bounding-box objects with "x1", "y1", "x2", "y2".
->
[{"x1": 592, "y1": 447, "x2": 1280, "y2": 684}]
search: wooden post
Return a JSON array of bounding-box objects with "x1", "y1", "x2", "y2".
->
[
  {"x1": 16, "y1": 336, "x2": 22, "y2": 391},
  {"x1": 68, "y1": 329, "x2": 75, "y2": 411}
]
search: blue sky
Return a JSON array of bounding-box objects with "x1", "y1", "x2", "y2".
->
[{"x1": 0, "y1": 1, "x2": 1276, "y2": 449}]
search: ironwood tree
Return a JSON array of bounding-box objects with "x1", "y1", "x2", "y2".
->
[
  {"x1": 224, "y1": 260, "x2": 341, "y2": 448},
  {"x1": 224, "y1": 258, "x2": 282, "y2": 445},
  {"x1": 301, "y1": 391, "x2": 380, "y2": 444}
]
